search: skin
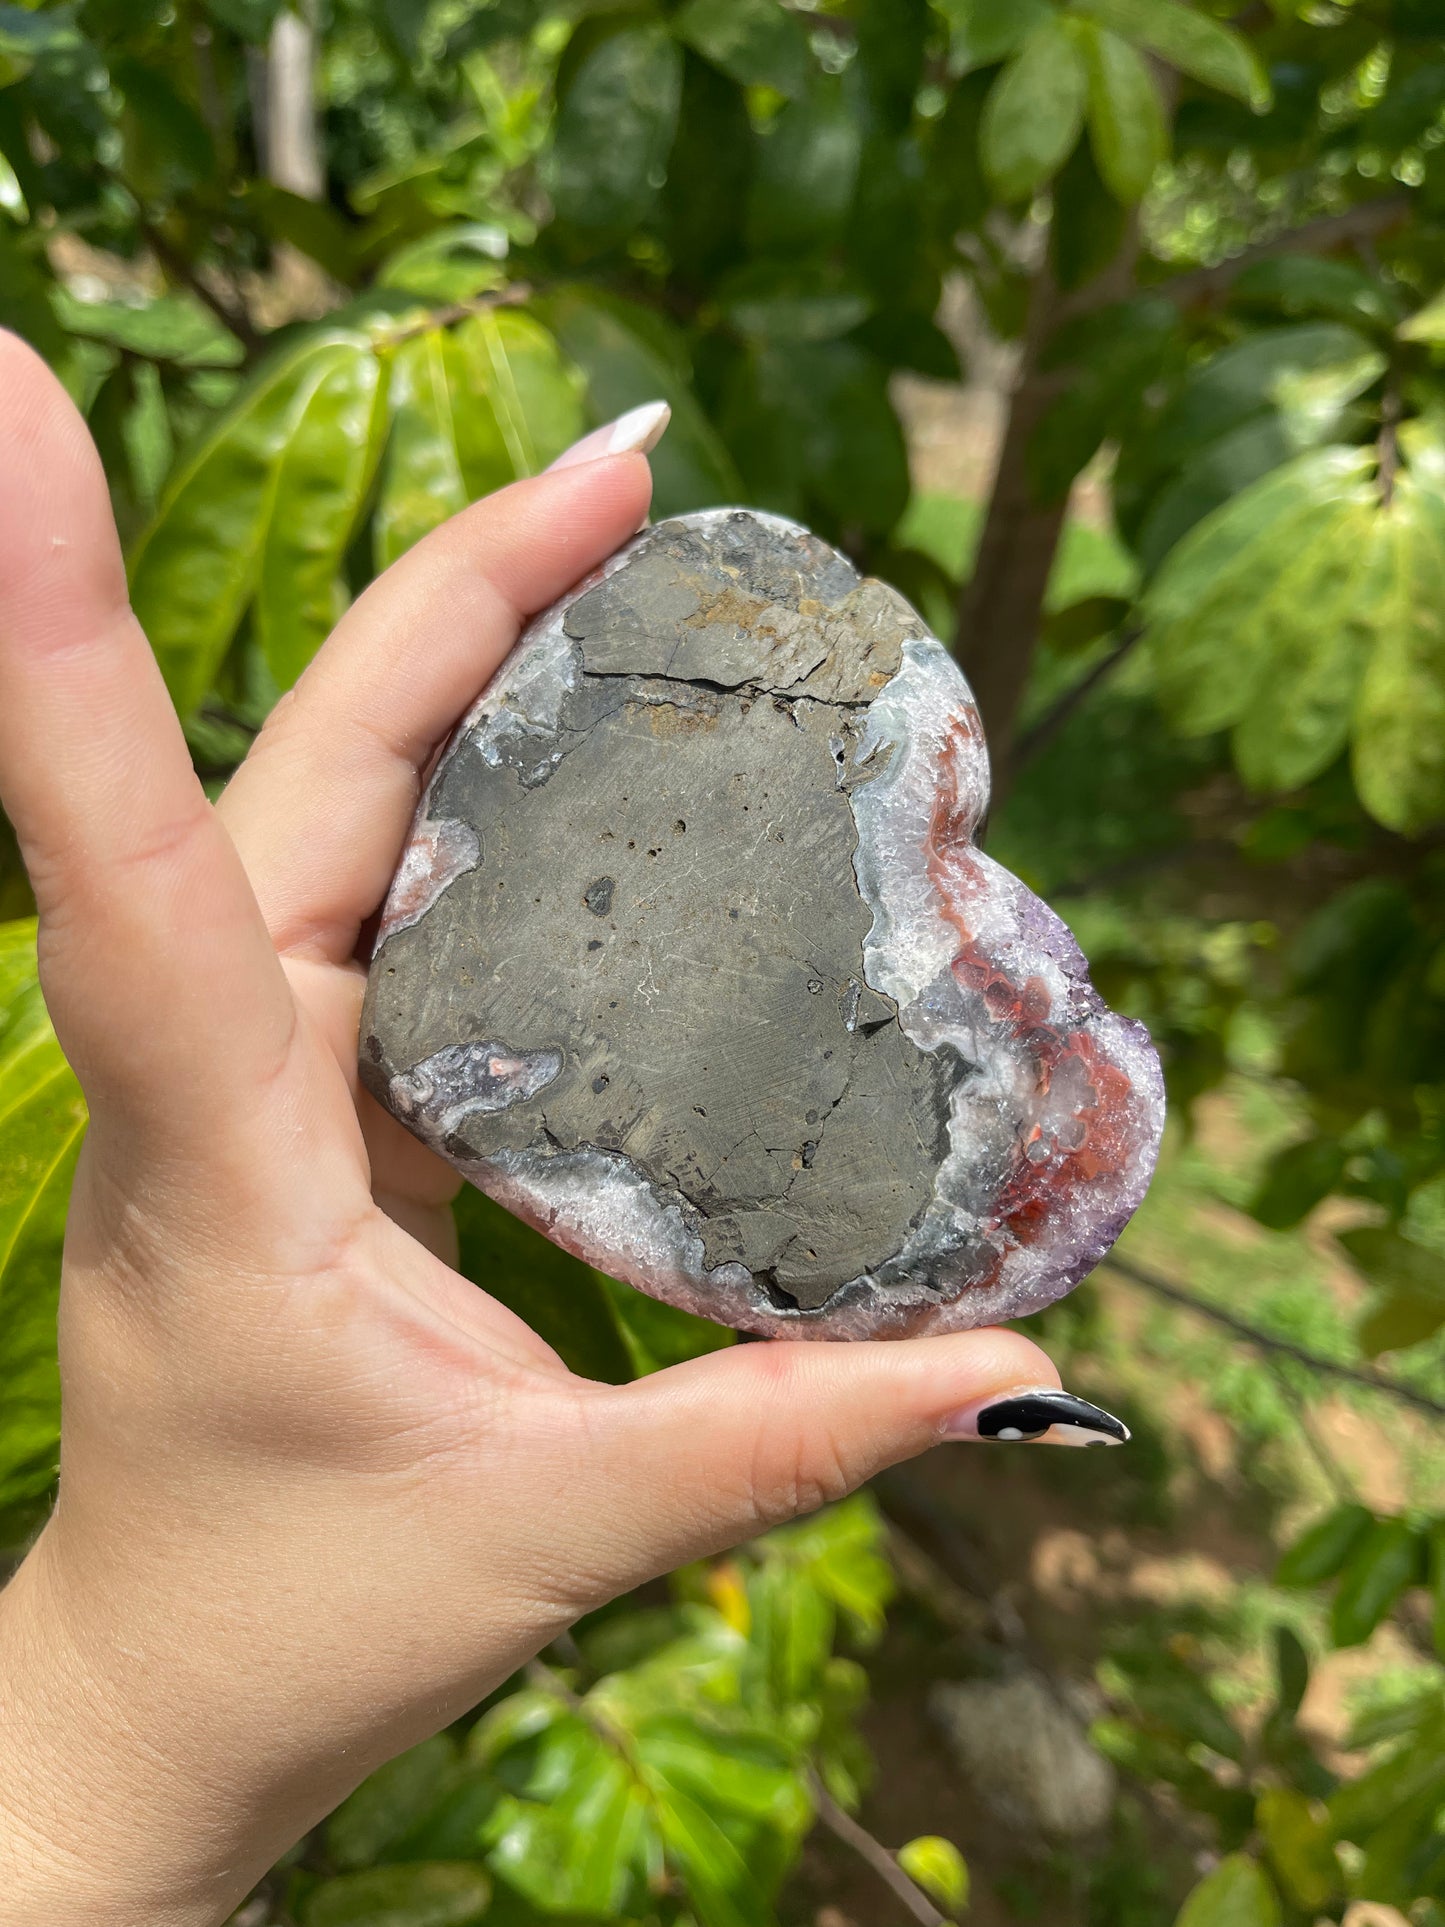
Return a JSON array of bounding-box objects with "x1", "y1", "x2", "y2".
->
[{"x1": 0, "y1": 330, "x2": 1059, "y2": 1927}]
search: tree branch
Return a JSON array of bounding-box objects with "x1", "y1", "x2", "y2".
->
[
  {"x1": 137, "y1": 214, "x2": 262, "y2": 357},
  {"x1": 806, "y1": 1770, "x2": 951, "y2": 1927},
  {"x1": 372, "y1": 284, "x2": 534, "y2": 348},
  {"x1": 1105, "y1": 1255, "x2": 1445, "y2": 1420},
  {"x1": 1107, "y1": 195, "x2": 1413, "y2": 318},
  {"x1": 1008, "y1": 624, "x2": 1144, "y2": 776}
]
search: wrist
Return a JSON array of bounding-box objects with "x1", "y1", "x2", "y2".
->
[{"x1": 0, "y1": 1522, "x2": 262, "y2": 1927}]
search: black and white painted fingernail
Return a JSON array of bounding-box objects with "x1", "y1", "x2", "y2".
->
[{"x1": 943, "y1": 1387, "x2": 1130, "y2": 1448}]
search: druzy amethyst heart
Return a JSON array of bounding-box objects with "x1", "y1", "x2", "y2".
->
[{"x1": 360, "y1": 510, "x2": 1165, "y2": 1339}]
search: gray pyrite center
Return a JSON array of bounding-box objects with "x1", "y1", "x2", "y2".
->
[{"x1": 361, "y1": 515, "x2": 962, "y2": 1311}]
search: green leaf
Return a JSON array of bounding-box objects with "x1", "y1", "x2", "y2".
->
[
  {"x1": 0, "y1": 141, "x2": 25, "y2": 217},
  {"x1": 722, "y1": 337, "x2": 909, "y2": 535},
  {"x1": 454, "y1": 1186, "x2": 634, "y2": 1385},
  {"x1": 1271, "y1": 1625, "x2": 1309, "y2": 1719},
  {"x1": 1256, "y1": 1787, "x2": 1339, "y2": 1912},
  {"x1": 1174, "y1": 1854, "x2": 1281, "y2": 1927},
  {"x1": 747, "y1": 1555, "x2": 834, "y2": 1707},
  {"x1": 898, "y1": 1836, "x2": 969, "y2": 1916},
  {"x1": 1274, "y1": 1503, "x2": 1374, "y2": 1588},
  {"x1": 1352, "y1": 474, "x2": 1445, "y2": 835},
  {"x1": 202, "y1": 0, "x2": 288, "y2": 39},
  {"x1": 1248, "y1": 1135, "x2": 1347, "y2": 1230},
  {"x1": 939, "y1": 0, "x2": 1052, "y2": 73},
  {"x1": 642, "y1": 1769, "x2": 787, "y2": 1927},
  {"x1": 547, "y1": 20, "x2": 682, "y2": 231},
  {"x1": 673, "y1": 0, "x2": 812, "y2": 99},
  {"x1": 256, "y1": 341, "x2": 388, "y2": 690},
  {"x1": 600, "y1": 1274, "x2": 734, "y2": 1375},
  {"x1": 1330, "y1": 1516, "x2": 1424, "y2": 1648},
  {"x1": 301, "y1": 1863, "x2": 492, "y2": 1927},
  {"x1": 536, "y1": 286, "x2": 740, "y2": 521},
  {"x1": 1078, "y1": 22, "x2": 1167, "y2": 203},
  {"x1": 248, "y1": 181, "x2": 364, "y2": 286},
  {"x1": 1143, "y1": 447, "x2": 1376, "y2": 739},
  {"x1": 1336, "y1": 1223, "x2": 1445, "y2": 1302},
  {"x1": 112, "y1": 56, "x2": 217, "y2": 195},
  {"x1": 1357, "y1": 1288, "x2": 1445, "y2": 1358},
  {"x1": 0, "y1": 919, "x2": 85, "y2": 1543},
  {"x1": 373, "y1": 311, "x2": 584, "y2": 572},
  {"x1": 326, "y1": 1735, "x2": 461, "y2": 1872},
  {"x1": 1072, "y1": 0, "x2": 1266, "y2": 107},
  {"x1": 1429, "y1": 1520, "x2": 1445, "y2": 1661},
  {"x1": 980, "y1": 18, "x2": 1087, "y2": 202},
  {"x1": 1231, "y1": 256, "x2": 1400, "y2": 334},
  {"x1": 746, "y1": 72, "x2": 860, "y2": 256},
  {"x1": 1230, "y1": 494, "x2": 1378, "y2": 794},
  {"x1": 1400, "y1": 287, "x2": 1445, "y2": 345},
  {"x1": 129, "y1": 331, "x2": 373, "y2": 716}
]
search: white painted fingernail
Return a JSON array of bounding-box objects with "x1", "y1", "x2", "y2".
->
[{"x1": 546, "y1": 401, "x2": 671, "y2": 472}]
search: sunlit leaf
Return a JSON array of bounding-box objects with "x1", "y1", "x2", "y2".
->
[
  {"x1": 0, "y1": 919, "x2": 84, "y2": 1544},
  {"x1": 1143, "y1": 446, "x2": 1376, "y2": 740},
  {"x1": 1174, "y1": 1854, "x2": 1281, "y2": 1927},
  {"x1": 1352, "y1": 473, "x2": 1445, "y2": 835},
  {"x1": 898, "y1": 1835, "x2": 969, "y2": 1916},
  {"x1": 129, "y1": 330, "x2": 375, "y2": 715},
  {"x1": 373, "y1": 311, "x2": 584, "y2": 571},
  {"x1": 1256, "y1": 1787, "x2": 1339, "y2": 1913},
  {"x1": 255, "y1": 341, "x2": 389, "y2": 690}
]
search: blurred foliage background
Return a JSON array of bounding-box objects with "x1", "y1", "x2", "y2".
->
[{"x1": 2, "y1": 0, "x2": 1445, "y2": 1920}]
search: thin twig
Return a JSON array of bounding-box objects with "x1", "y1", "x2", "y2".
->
[
  {"x1": 806, "y1": 1769, "x2": 951, "y2": 1927},
  {"x1": 1105, "y1": 1255, "x2": 1445, "y2": 1420},
  {"x1": 138, "y1": 213, "x2": 262, "y2": 356},
  {"x1": 1263, "y1": 1355, "x2": 1359, "y2": 1506},
  {"x1": 371, "y1": 284, "x2": 534, "y2": 349},
  {"x1": 1008, "y1": 624, "x2": 1144, "y2": 775},
  {"x1": 1064, "y1": 195, "x2": 1413, "y2": 320}
]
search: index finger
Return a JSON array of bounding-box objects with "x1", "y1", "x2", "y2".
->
[
  {"x1": 220, "y1": 454, "x2": 654, "y2": 964},
  {"x1": 0, "y1": 332, "x2": 297, "y2": 1148}
]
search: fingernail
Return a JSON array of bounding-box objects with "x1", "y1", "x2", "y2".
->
[
  {"x1": 546, "y1": 400, "x2": 671, "y2": 472},
  {"x1": 942, "y1": 1387, "x2": 1130, "y2": 1448}
]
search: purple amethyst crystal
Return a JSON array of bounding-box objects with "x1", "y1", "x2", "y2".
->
[{"x1": 361, "y1": 510, "x2": 1164, "y2": 1339}]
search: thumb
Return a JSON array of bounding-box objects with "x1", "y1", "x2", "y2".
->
[{"x1": 578, "y1": 1325, "x2": 1085, "y2": 1584}]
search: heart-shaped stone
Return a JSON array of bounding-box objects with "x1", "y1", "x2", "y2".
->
[{"x1": 361, "y1": 510, "x2": 1164, "y2": 1339}]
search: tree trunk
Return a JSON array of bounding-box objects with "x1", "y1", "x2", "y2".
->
[
  {"x1": 249, "y1": 0, "x2": 330, "y2": 323},
  {"x1": 957, "y1": 220, "x2": 1142, "y2": 786},
  {"x1": 261, "y1": 2, "x2": 323, "y2": 201},
  {"x1": 954, "y1": 264, "x2": 1070, "y2": 769}
]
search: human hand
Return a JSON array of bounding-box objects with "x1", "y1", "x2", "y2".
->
[{"x1": 0, "y1": 331, "x2": 1070, "y2": 1927}]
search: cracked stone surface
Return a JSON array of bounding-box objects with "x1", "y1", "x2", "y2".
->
[{"x1": 361, "y1": 509, "x2": 1166, "y2": 1339}]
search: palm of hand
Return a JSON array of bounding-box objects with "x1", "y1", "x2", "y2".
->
[{"x1": 0, "y1": 331, "x2": 1048, "y2": 1926}]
